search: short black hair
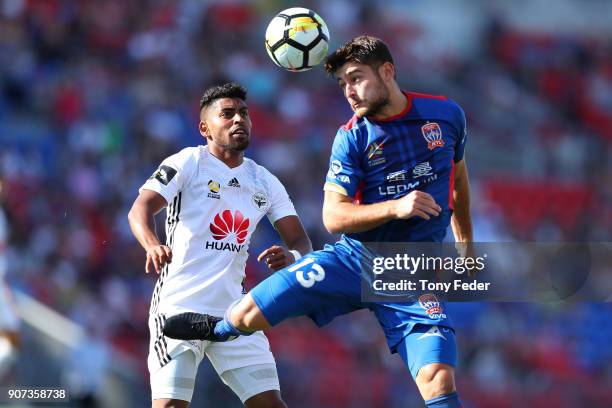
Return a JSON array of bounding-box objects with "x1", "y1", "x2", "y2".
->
[
  {"x1": 324, "y1": 35, "x2": 394, "y2": 76},
  {"x1": 199, "y1": 82, "x2": 247, "y2": 111}
]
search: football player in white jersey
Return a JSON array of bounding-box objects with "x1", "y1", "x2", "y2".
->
[
  {"x1": 0, "y1": 177, "x2": 20, "y2": 381},
  {"x1": 128, "y1": 83, "x2": 312, "y2": 408}
]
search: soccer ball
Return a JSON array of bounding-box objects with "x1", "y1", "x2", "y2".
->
[{"x1": 265, "y1": 7, "x2": 330, "y2": 72}]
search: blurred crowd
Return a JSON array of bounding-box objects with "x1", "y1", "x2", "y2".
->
[{"x1": 1, "y1": 0, "x2": 611, "y2": 406}]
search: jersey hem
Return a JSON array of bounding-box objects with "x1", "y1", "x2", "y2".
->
[
  {"x1": 268, "y1": 211, "x2": 298, "y2": 225},
  {"x1": 323, "y1": 182, "x2": 349, "y2": 196},
  {"x1": 139, "y1": 185, "x2": 173, "y2": 206}
]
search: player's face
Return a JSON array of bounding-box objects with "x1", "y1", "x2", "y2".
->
[
  {"x1": 200, "y1": 98, "x2": 251, "y2": 152},
  {"x1": 336, "y1": 62, "x2": 390, "y2": 118}
]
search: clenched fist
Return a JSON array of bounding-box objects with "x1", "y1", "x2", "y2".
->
[{"x1": 392, "y1": 190, "x2": 441, "y2": 220}]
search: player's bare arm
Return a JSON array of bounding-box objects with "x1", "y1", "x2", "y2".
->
[
  {"x1": 127, "y1": 189, "x2": 173, "y2": 274},
  {"x1": 322, "y1": 189, "x2": 442, "y2": 234},
  {"x1": 450, "y1": 159, "x2": 472, "y2": 243},
  {"x1": 450, "y1": 158, "x2": 475, "y2": 275},
  {"x1": 257, "y1": 215, "x2": 312, "y2": 271}
]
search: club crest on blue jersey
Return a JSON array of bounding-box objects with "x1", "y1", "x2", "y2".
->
[
  {"x1": 418, "y1": 293, "x2": 447, "y2": 319},
  {"x1": 421, "y1": 122, "x2": 445, "y2": 150}
]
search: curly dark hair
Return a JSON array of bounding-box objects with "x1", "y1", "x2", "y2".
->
[
  {"x1": 324, "y1": 35, "x2": 394, "y2": 76},
  {"x1": 199, "y1": 82, "x2": 247, "y2": 111}
]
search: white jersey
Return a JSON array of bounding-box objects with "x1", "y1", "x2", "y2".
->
[{"x1": 140, "y1": 145, "x2": 297, "y2": 316}]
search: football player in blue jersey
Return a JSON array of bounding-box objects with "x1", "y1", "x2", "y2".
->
[{"x1": 164, "y1": 36, "x2": 472, "y2": 408}]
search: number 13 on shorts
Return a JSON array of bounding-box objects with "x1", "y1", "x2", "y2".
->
[{"x1": 289, "y1": 257, "x2": 326, "y2": 288}]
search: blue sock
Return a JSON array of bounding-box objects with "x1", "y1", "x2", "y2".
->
[
  {"x1": 213, "y1": 316, "x2": 253, "y2": 341},
  {"x1": 425, "y1": 392, "x2": 462, "y2": 408}
]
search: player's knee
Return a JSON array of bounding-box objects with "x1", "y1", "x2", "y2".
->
[
  {"x1": 230, "y1": 295, "x2": 269, "y2": 331},
  {"x1": 244, "y1": 391, "x2": 287, "y2": 408},
  {"x1": 416, "y1": 363, "x2": 455, "y2": 401},
  {"x1": 245, "y1": 399, "x2": 287, "y2": 408},
  {"x1": 230, "y1": 296, "x2": 257, "y2": 327},
  {"x1": 151, "y1": 398, "x2": 189, "y2": 408}
]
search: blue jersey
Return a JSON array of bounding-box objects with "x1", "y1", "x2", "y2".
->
[{"x1": 324, "y1": 91, "x2": 467, "y2": 245}]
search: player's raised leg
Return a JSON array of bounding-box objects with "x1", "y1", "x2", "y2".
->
[
  {"x1": 217, "y1": 253, "x2": 335, "y2": 338},
  {"x1": 164, "y1": 247, "x2": 362, "y2": 341},
  {"x1": 162, "y1": 293, "x2": 270, "y2": 341}
]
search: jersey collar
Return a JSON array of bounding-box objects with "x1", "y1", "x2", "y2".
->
[
  {"x1": 367, "y1": 91, "x2": 413, "y2": 123},
  {"x1": 205, "y1": 146, "x2": 245, "y2": 172}
]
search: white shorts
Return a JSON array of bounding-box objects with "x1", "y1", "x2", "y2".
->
[
  {"x1": 0, "y1": 283, "x2": 19, "y2": 331},
  {"x1": 148, "y1": 314, "x2": 279, "y2": 403}
]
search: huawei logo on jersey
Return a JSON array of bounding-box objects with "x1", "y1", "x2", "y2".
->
[{"x1": 206, "y1": 210, "x2": 250, "y2": 252}]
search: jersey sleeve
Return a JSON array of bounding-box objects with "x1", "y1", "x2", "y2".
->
[
  {"x1": 139, "y1": 148, "x2": 198, "y2": 204},
  {"x1": 323, "y1": 129, "x2": 363, "y2": 197},
  {"x1": 265, "y1": 172, "x2": 298, "y2": 224},
  {"x1": 453, "y1": 103, "x2": 467, "y2": 162}
]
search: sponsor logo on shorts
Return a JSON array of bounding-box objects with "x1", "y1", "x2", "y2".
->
[
  {"x1": 418, "y1": 293, "x2": 447, "y2": 319},
  {"x1": 417, "y1": 325, "x2": 447, "y2": 340}
]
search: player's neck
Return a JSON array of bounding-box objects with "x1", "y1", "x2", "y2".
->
[
  {"x1": 208, "y1": 146, "x2": 244, "y2": 168},
  {"x1": 370, "y1": 87, "x2": 408, "y2": 121}
]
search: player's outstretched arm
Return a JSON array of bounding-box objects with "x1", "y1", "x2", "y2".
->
[
  {"x1": 257, "y1": 215, "x2": 313, "y2": 271},
  {"x1": 322, "y1": 189, "x2": 441, "y2": 234},
  {"x1": 127, "y1": 190, "x2": 172, "y2": 274}
]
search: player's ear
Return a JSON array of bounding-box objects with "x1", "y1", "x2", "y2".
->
[
  {"x1": 379, "y1": 62, "x2": 395, "y2": 82},
  {"x1": 199, "y1": 121, "x2": 210, "y2": 139}
]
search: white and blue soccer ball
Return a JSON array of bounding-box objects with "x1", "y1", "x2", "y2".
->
[{"x1": 265, "y1": 7, "x2": 330, "y2": 72}]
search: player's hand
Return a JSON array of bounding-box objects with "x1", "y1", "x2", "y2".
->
[
  {"x1": 145, "y1": 244, "x2": 173, "y2": 274},
  {"x1": 392, "y1": 190, "x2": 441, "y2": 220},
  {"x1": 257, "y1": 245, "x2": 295, "y2": 271},
  {"x1": 456, "y1": 241, "x2": 477, "y2": 277}
]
